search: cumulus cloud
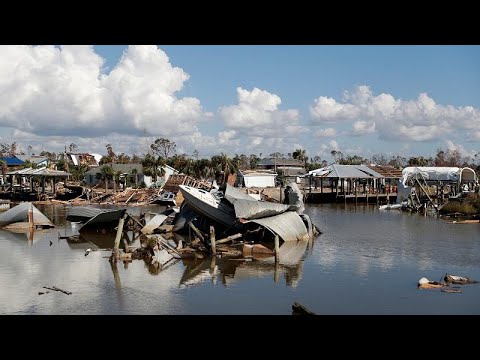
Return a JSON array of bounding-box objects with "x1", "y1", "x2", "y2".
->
[
  {"x1": 445, "y1": 140, "x2": 478, "y2": 159},
  {"x1": 220, "y1": 87, "x2": 300, "y2": 138},
  {"x1": 0, "y1": 45, "x2": 207, "y2": 138},
  {"x1": 351, "y1": 120, "x2": 375, "y2": 135},
  {"x1": 310, "y1": 85, "x2": 480, "y2": 142},
  {"x1": 315, "y1": 127, "x2": 336, "y2": 137}
]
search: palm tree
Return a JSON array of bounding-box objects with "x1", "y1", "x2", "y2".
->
[
  {"x1": 99, "y1": 165, "x2": 114, "y2": 193},
  {"x1": 293, "y1": 148, "x2": 308, "y2": 168},
  {"x1": 130, "y1": 168, "x2": 138, "y2": 188},
  {"x1": 212, "y1": 153, "x2": 237, "y2": 184},
  {"x1": 113, "y1": 170, "x2": 122, "y2": 193}
]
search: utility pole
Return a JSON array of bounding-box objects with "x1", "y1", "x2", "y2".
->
[{"x1": 274, "y1": 153, "x2": 277, "y2": 174}]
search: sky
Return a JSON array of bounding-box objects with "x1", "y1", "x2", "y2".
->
[{"x1": 1, "y1": 45, "x2": 479, "y2": 163}]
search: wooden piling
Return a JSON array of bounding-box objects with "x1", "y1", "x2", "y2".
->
[
  {"x1": 210, "y1": 226, "x2": 216, "y2": 255},
  {"x1": 274, "y1": 234, "x2": 279, "y2": 262},
  {"x1": 28, "y1": 204, "x2": 34, "y2": 229},
  {"x1": 112, "y1": 214, "x2": 127, "y2": 261}
]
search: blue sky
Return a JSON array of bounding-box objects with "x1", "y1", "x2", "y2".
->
[{"x1": 1, "y1": 45, "x2": 479, "y2": 163}]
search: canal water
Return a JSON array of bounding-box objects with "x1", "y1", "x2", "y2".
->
[{"x1": 0, "y1": 203, "x2": 479, "y2": 314}]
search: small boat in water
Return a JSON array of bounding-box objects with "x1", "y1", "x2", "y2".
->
[{"x1": 151, "y1": 191, "x2": 177, "y2": 206}]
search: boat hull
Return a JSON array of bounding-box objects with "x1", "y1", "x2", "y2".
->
[{"x1": 179, "y1": 185, "x2": 235, "y2": 227}]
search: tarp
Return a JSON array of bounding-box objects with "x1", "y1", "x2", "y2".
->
[
  {"x1": 249, "y1": 211, "x2": 309, "y2": 242},
  {"x1": 402, "y1": 167, "x2": 461, "y2": 183}
]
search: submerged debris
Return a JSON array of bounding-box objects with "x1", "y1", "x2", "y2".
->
[
  {"x1": 292, "y1": 302, "x2": 316, "y2": 315},
  {"x1": 444, "y1": 274, "x2": 478, "y2": 284}
]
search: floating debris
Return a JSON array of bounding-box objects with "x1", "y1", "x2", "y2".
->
[
  {"x1": 444, "y1": 274, "x2": 478, "y2": 284},
  {"x1": 441, "y1": 289, "x2": 462, "y2": 293},
  {"x1": 292, "y1": 301, "x2": 316, "y2": 315},
  {"x1": 417, "y1": 277, "x2": 444, "y2": 289},
  {"x1": 43, "y1": 286, "x2": 72, "y2": 295}
]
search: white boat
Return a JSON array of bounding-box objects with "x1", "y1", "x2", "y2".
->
[
  {"x1": 178, "y1": 185, "x2": 236, "y2": 227},
  {"x1": 151, "y1": 191, "x2": 177, "y2": 206}
]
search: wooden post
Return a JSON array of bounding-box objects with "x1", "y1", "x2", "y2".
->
[
  {"x1": 112, "y1": 214, "x2": 127, "y2": 261},
  {"x1": 29, "y1": 203, "x2": 34, "y2": 229},
  {"x1": 210, "y1": 225, "x2": 216, "y2": 255},
  {"x1": 274, "y1": 234, "x2": 279, "y2": 262},
  {"x1": 188, "y1": 221, "x2": 205, "y2": 243}
]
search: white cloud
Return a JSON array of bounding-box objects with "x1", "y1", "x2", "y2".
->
[
  {"x1": 314, "y1": 127, "x2": 336, "y2": 137},
  {"x1": 351, "y1": 120, "x2": 375, "y2": 135},
  {"x1": 445, "y1": 140, "x2": 477, "y2": 159},
  {"x1": 329, "y1": 140, "x2": 340, "y2": 151},
  {"x1": 218, "y1": 130, "x2": 237, "y2": 144},
  {"x1": 0, "y1": 45, "x2": 207, "y2": 138},
  {"x1": 310, "y1": 85, "x2": 480, "y2": 142},
  {"x1": 220, "y1": 87, "x2": 300, "y2": 138}
]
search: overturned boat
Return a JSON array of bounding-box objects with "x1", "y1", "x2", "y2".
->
[
  {"x1": 178, "y1": 185, "x2": 236, "y2": 227},
  {"x1": 66, "y1": 206, "x2": 126, "y2": 230},
  {"x1": 177, "y1": 182, "x2": 318, "y2": 242},
  {"x1": 0, "y1": 202, "x2": 54, "y2": 229}
]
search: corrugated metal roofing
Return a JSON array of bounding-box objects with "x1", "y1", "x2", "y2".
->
[
  {"x1": 6, "y1": 167, "x2": 71, "y2": 177},
  {"x1": 309, "y1": 164, "x2": 384, "y2": 178},
  {"x1": 223, "y1": 184, "x2": 293, "y2": 219},
  {"x1": 249, "y1": 211, "x2": 309, "y2": 242}
]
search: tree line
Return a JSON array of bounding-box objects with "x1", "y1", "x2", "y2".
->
[{"x1": 1, "y1": 138, "x2": 479, "y2": 185}]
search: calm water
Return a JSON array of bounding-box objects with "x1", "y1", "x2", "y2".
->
[{"x1": 0, "y1": 203, "x2": 479, "y2": 315}]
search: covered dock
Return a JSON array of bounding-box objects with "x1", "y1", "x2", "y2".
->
[
  {"x1": 304, "y1": 164, "x2": 398, "y2": 204},
  {"x1": 3, "y1": 167, "x2": 71, "y2": 200}
]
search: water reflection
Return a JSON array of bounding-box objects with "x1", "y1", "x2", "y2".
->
[
  {"x1": 3, "y1": 228, "x2": 51, "y2": 246},
  {"x1": 180, "y1": 239, "x2": 313, "y2": 288}
]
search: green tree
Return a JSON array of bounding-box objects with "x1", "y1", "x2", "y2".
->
[
  {"x1": 130, "y1": 168, "x2": 139, "y2": 188},
  {"x1": 98, "y1": 165, "x2": 114, "y2": 193},
  {"x1": 211, "y1": 153, "x2": 237, "y2": 184},
  {"x1": 248, "y1": 154, "x2": 260, "y2": 170}
]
